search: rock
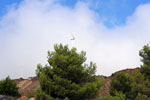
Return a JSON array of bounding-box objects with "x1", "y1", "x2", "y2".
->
[
  {"x1": 0, "y1": 95, "x2": 16, "y2": 100},
  {"x1": 19, "y1": 96, "x2": 27, "y2": 100},
  {"x1": 29, "y1": 97, "x2": 35, "y2": 100}
]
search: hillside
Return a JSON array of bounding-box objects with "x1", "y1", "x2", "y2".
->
[
  {"x1": 15, "y1": 67, "x2": 140, "y2": 97},
  {"x1": 15, "y1": 77, "x2": 40, "y2": 96}
]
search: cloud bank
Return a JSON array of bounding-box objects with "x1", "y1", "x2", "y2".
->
[{"x1": 0, "y1": 0, "x2": 150, "y2": 79}]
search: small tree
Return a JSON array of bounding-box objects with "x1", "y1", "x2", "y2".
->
[
  {"x1": 135, "y1": 93, "x2": 150, "y2": 100},
  {"x1": 110, "y1": 72, "x2": 132, "y2": 98},
  {"x1": 139, "y1": 44, "x2": 150, "y2": 79},
  {"x1": 0, "y1": 76, "x2": 19, "y2": 97},
  {"x1": 100, "y1": 92, "x2": 126, "y2": 100},
  {"x1": 35, "y1": 44, "x2": 102, "y2": 100}
]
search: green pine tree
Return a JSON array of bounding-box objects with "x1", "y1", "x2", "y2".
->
[
  {"x1": 0, "y1": 76, "x2": 19, "y2": 97},
  {"x1": 35, "y1": 44, "x2": 102, "y2": 100},
  {"x1": 139, "y1": 44, "x2": 150, "y2": 80},
  {"x1": 110, "y1": 72, "x2": 132, "y2": 99}
]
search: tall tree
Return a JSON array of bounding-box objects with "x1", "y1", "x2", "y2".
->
[{"x1": 35, "y1": 44, "x2": 102, "y2": 100}]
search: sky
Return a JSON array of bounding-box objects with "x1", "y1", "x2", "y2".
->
[{"x1": 0, "y1": 0, "x2": 150, "y2": 79}]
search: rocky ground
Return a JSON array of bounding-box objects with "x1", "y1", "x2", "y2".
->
[{"x1": 0, "y1": 95, "x2": 17, "y2": 100}]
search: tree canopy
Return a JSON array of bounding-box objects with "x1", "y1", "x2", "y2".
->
[
  {"x1": 35, "y1": 44, "x2": 102, "y2": 100},
  {"x1": 110, "y1": 72, "x2": 132, "y2": 98},
  {"x1": 0, "y1": 76, "x2": 19, "y2": 97},
  {"x1": 139, "y1": 44, "x2": 150, "y2": 80}
]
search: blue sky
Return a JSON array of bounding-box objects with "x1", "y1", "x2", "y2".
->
[
  {"x1": 0, "y1": 0, "x2": 149, "y2": 28},
  {"x1": 0, "y1": 0, "x2": 150, "y2": 79},
  {"x1": 0, "y1": 0, "x2": 22, "y2": 17}
]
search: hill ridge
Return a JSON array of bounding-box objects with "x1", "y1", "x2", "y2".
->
[{"x1": 15, "y1": 67, "x2": 140, "y2": 96}]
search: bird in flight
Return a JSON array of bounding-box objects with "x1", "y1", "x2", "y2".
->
[{"x1": 70, "y1": 35, "x2": 75, "y2": 40}]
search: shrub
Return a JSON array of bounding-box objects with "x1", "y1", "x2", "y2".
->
[{"x1": 0, "y1": 76, "x2": 19, "y2": 97}]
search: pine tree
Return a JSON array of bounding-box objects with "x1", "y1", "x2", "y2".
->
[
  {"x1": 35, "y1": 44, "x2": 102, "y2": 100},
  {"x1": 139, "y1": 44, "x2": 150, "y2": 79},
  {"x1": 110, "y1": 72, "x2": 132, "y2": 99},
  {"x1": 0, "y1": 76, "x2": 19, "y2": 97}
]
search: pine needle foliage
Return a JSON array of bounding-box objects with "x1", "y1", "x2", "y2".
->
[
  {"x1": 0, "y1": 76, "x2": 19, "y2": 97},
  {"x1": 35, "y1": 44, "x2": 102, "y2": 100}
]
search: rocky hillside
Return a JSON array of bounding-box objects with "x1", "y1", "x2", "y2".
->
[
  {"x1": 15, "y1": 67, "x2": 140, "y2": 97},
  {"x1": 15, "y1": 77, "x2": 40, "y2": 96}
]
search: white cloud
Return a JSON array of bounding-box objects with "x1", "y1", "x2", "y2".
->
[{"x1": 0, "y1": 0, "x2": 150, "y2": 79}]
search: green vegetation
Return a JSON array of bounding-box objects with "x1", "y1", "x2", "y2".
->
[
  {"x1": 35, "y1": 44, "x2": 103, "y2": 100},
  {"x1": 101, "y1": 92, "x2": 126, "y2": 100},
  {"x1": 110, "y1": 72, "x2": 132, "y2": 99},
  {"x1": 140, "y1": 44, "x2": 150, "y2": 80},
  {"x1": 102, "y1": 44, "x2": 150, "y2": 100},
  {"x1": 0, "y1": 76, "x2": 19, "y2": 97},
  {"x1": 25, "y1": 93, "x2": 35, "y2": 98}
]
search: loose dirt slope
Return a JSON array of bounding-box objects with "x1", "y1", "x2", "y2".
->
[{"x1": 15, "y1": 77, "x2": 40, "y2": 95}]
